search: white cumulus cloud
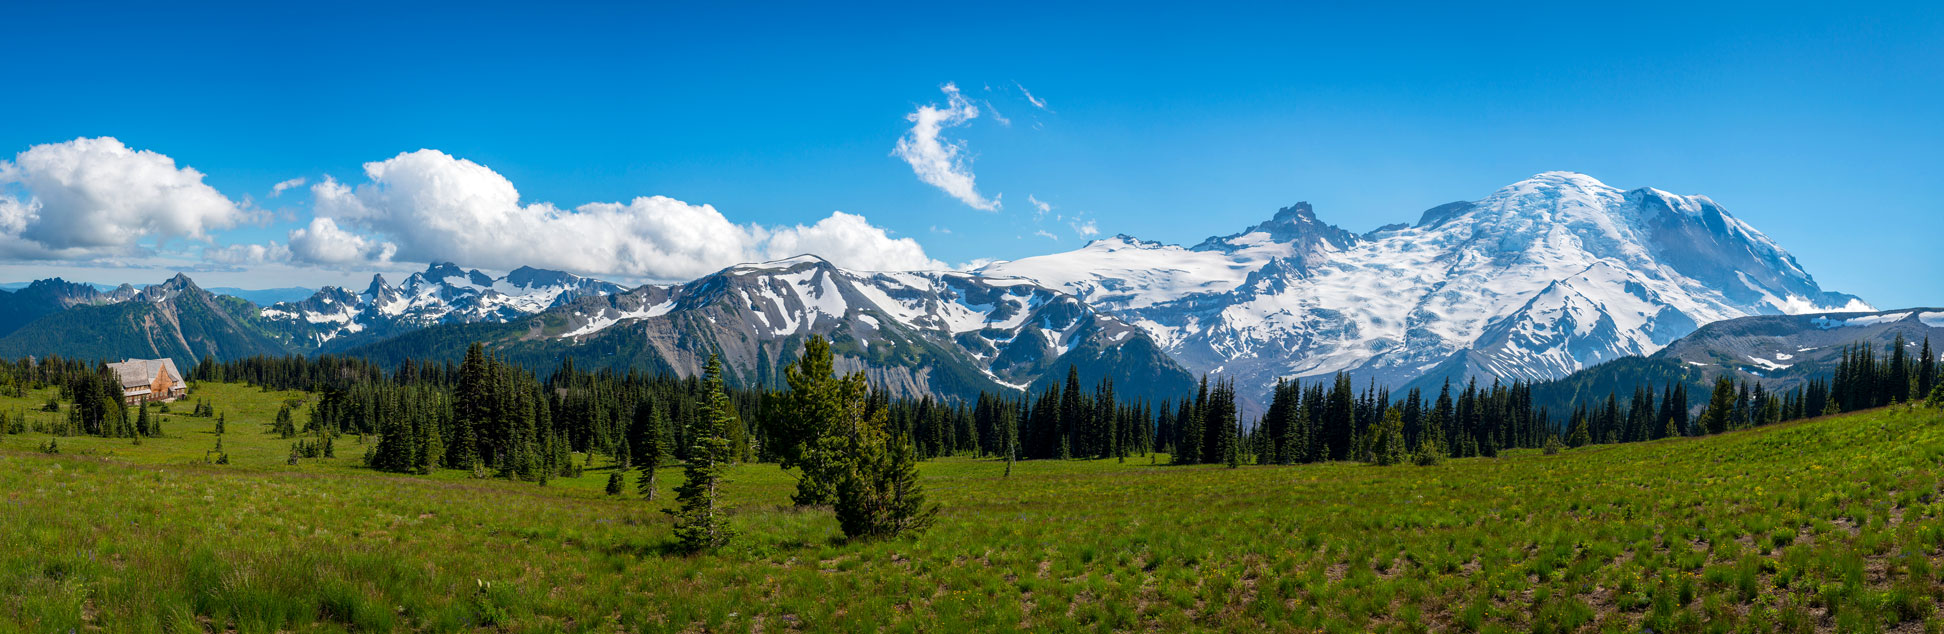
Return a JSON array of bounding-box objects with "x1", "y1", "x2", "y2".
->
[
  {"x1": 0, "y1": 137, "x2": 245, "y2": 259},
  {"x1": 288, "y1": 215, "x2": 397, "y2": 266},
  {"x1": 759, "y1": 211, "x2": 943, "y2": 272},
  {"x1": 305, "y1": 149, "x2": 942, "y2": 278},
  {"x1": 893, "y1": 83, "x2": 1001, "y2": 211}
]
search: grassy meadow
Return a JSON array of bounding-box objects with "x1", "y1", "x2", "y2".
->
[{"x1": 2, "y1": 382, "x2": 1943, "y2": 632}]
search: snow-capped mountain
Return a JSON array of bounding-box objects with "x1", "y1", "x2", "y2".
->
[
  {"x1": 345, "y1": 255, "x2": 1196, "y2": 401},
  {"x1": 261, "y1": 262, "x2": 626, "y2": 349},
  {"x1": 981, "y1": 171, "x2": 1870, "y2": 402}
]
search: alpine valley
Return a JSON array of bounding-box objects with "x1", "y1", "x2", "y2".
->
[{"x1": 0, "y1": 172, "x2": 1899, "y2": 407}]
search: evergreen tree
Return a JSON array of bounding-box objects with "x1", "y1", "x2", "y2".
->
[
  {"x1": 638, "y1": 402, "x2": 666, "y2": 500},
  {"x1": 1368, "y1": 407, "x2": 1407, "y2": 466},
  {"x1": 1176, "y1": 389, "x2": 1202, "y2": 466},
  {"x1": 448, "y1": 343, "x2": 486, "y2": 469},
  {"x1": 1204, "y1": 379, "x2": 1239, "y2": 466},
  {"x1": 606, "y1": 471, "x2": 626, "y2": 495},
  {"x1": 771, "y1": 336, "x2": 866, "y2": 506},
  {"x1": 835, "y1": 428, "x2": 938, "y2": 540},
  {"x1": 1060, "y1": 366, "x2": 1085, "y2": 458},
  {"x1": 1324, "y1": 373, "x2": 1356, "y2": 460},
  {"x1": 274, "y1": 404, "x2": 295, "y2": 438},
  {"x1": 1095, "y1": 377, "x2": 1118, "y2": 460},
  {"x1": 1919, "y1": 336, "x2": 1937, "y2": 398},
  {"x1": 666, "y1": 355, "x2": 735, "y2": 553},
  {"x1": 1701, "y1": 377, "x2": 1737, "y2": 435},
  {"x1": 416, "y1": 413, "x2": 442, "y2": 475},
  {"x1": 1565, "y1": 408, "x2": 1591, "y2": 448}
]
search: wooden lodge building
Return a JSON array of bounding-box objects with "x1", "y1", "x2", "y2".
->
[{"x1": 106, "y1": 358, "x2": 188, "y2": 404}]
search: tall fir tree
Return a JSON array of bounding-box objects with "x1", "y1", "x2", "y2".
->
[
  {"x1": 637, "y1": 401, "x2": 666, "y2": 500},
  {"x1": 1919, "y1": 336, "x2": 1937, "y2": 399},
  {"x1": 667, "y1": 355, "x2": 736, "y2": 553},
  {"x1": 1175, "y1": 386, "x2": 1202, "y2": 466},
  {"x1": 1701, "y1": 377, "x2": 1737, "y2": 435}
]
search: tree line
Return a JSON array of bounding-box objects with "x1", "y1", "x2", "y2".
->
[{"x1": 26, "y1": 333, "x2": 1944, "y2": 472}]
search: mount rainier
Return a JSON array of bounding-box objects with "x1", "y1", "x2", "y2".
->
[{"x1": 979, "y1": 171, "x2": 1868, "y2": 402}]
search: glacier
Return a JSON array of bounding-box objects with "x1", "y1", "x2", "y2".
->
[{"x1": 980, "y1": 171, "x2": 1869, "y2": 403}]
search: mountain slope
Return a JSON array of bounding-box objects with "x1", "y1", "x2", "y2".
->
[
  {"x1": 0, "y1": 278, "x2": 137, "y2": 337},
  {"x1": 346, "y1": 256, "x2": 1197, "y2": 402},
  {"x1": 1526, "y1": 307, "x2": 1944, "y2": 414},
  {"x1": 982, "y1": 172, "x2": 1868, "y2": 403},
  {"x1": 0, "y1": 275, "x2": 296, "y2": 368}
]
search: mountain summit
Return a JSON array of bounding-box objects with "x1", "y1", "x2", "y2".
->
[{"x1": 980, "y1": 171, "x2": 1868, "y2": 403}]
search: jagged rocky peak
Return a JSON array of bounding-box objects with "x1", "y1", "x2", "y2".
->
[
  {"x1": 504, "y1": 265, "x2": 578, "y2": 288},
  {"x1": 411, "y1": 261, "x2": 493, "y2": 288},
  {"x1": 1194, "y1": 201, "x2": 1357, "y2": 253},
  {"x1": 160, "y1": 272, "x2": 199, "y2": 289}
]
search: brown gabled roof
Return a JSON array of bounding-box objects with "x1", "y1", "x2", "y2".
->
[{"x1": 106, "y1": 359, "x2": 183, "y2": 388}]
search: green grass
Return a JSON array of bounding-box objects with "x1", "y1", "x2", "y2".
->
[{"x1": 3, "y1": 382, "x2": 1944, "y2": 632}]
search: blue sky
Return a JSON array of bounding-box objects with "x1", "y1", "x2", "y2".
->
[{"x1": 0, "y1": 1, "x2": 1938, "y2": 307}]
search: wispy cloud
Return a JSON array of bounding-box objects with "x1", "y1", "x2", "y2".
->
[
  {"x1": 269, "y1": 177, "x2": 306, "y2": 198},
  {"x1": 1070, "y1": 217, "x2": 1099, "y2": 238},
  {"x1": 1015, "y1": 81, "x2": 1050, "y2": 112},
  {"x1": 1034, "y1": 229, "x2": 1059, "y2": 241},
  {"x1": 983, "y1": 100, "x2": 1011, "y2": 127},
  {"x1": 892, "y1": 83, "x2": 1001, "y2": 211},
  {"x1": 1027, "y1": 194, "x2": 1052, "y2": 219}
]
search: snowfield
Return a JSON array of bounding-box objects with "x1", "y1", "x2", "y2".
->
[{"x1": 980, "y1": 171, "x2": 1868, "y2": 399}]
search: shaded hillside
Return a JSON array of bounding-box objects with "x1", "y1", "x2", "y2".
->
[
  {"x1": 0, "y1": 278, "x2": 136, "y2": 337},
  {"x1": 0, "y1": 275, "x2": 295, "y2": 368},
  {"x1": 1526, "y1": 307, "x2": 1943, "y2": 414}
]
